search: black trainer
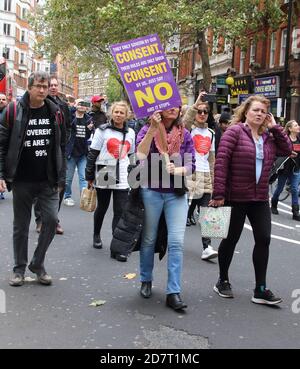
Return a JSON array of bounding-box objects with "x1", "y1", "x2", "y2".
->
[
  {"x1": 213, "y1": 279, "x2": 234, "y2": 298},
  {"x1": 251, "y1": 289, "x2": 282, "y2": 305}
]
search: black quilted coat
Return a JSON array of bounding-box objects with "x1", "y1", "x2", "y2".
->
[{"x1": 110, "y1": 187, "x2": 167, "y2": 259}]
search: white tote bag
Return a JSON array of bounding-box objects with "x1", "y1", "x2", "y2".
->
[{"x1": 199, "y1": 206, "x2": 232, "y2": 239}]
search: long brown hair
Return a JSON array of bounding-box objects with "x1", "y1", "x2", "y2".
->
[{"x1": 231, "y1": 95, "x2": 270, "y2": 135}]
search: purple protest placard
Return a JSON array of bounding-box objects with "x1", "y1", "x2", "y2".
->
[{"x1": 110, "y1": 34, "x2": 182, "y2": 119}]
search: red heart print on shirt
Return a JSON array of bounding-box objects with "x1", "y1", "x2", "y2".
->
[
  {"x1": 107, "y1": 138, "x2": 131, "y2": 159},
  {"x1": 193, "y1": 135, "x2": 211, "y2": 155}
]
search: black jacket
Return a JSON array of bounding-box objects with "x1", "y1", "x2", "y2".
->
[
  {"x1": 0, "y1": 91, "x2": 67, "y2": 190},
  {"x1": 110, "y1": 187, "x2": 167, "y2": 259},
  {"x1": 88, "y1": 108, "x2": 107, "y2": 129}
]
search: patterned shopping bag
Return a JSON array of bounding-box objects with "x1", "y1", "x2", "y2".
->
[{"x1": 198, "y1": 207, "x2": 232, "y2": 239}]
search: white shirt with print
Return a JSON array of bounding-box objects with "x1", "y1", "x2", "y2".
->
[
  {"x1": 191, "y1": 127, "x2": 215, "y2": 172},
  {"x1": 90, "y1": 127, "x2": 135, "y2": 189}
]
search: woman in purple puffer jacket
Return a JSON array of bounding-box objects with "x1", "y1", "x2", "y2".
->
[{"x1": 210, "y1": 95, "x2": 292, "y2": 306}]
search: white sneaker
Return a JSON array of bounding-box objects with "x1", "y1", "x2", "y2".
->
[
  {"x1": 201, "y1": 246, "x2": 218, "y2": 260},
  {"x1": 63, "y1": 198, "x2": 75, "y2": 206}
]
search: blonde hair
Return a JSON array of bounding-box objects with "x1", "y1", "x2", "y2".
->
[
  {"x1": 110, "y1": 101, "x2": 130, "y2": 120},
  {"x1": 196, "y1": 101, "x2": 210, "y2": 111},
  {"x1": 284, "y1": 120, "x2": 297, "y2": 135},
  {"x1": 231, "y1": 95, "x2": 270, "y2": 135}
]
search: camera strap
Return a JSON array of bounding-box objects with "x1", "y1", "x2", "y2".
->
[{"x1": 116, "y1": 130, "x2": 127, "y2": 183}]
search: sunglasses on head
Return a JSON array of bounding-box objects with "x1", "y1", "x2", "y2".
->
[{"x1": 197, "y1": 109, "x2": 208, "y2": 115}]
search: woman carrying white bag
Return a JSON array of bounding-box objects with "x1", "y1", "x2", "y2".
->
[{"x1": 209, "y1": 96, "x2": 292, "y2": 305}]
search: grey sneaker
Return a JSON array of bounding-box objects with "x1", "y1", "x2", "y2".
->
[
  {"x1": 37, "y1": 273, "x2": 52, "y2": 285},
  {"x1": 9, "y1": 273, "x2": 24, "y2": 287},
  {"x1": 28, "y1": 264, "x2": 52, "y2": 285},
  {"x1": 213, "y1": 279, "x2": 234, "y2": 298}
]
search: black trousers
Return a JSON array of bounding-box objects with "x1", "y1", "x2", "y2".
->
[
  {"x1": 218, "y1": 201, "x2": 271, "y2": 287},
  {"x1": 188, "y1": 193, "x2": 211, "y2": 249},
  {"x1": 12, "y1": 181, "x2": 59, "y2": 275},
  {"x1": 34, "y1": 184, "x2": 65, "y2": 225},
  {"x1": 94, "y1": 188, "x2": 128, "y2": 235}
]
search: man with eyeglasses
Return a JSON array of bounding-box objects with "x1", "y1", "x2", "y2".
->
[{"x1": 0, "y1": 71, "x2": 66, "y2": 287}]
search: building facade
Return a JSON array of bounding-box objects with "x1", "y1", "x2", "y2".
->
[
  {"x1": 232, "y1": 0, "x2": 300, "y2": 121},
  {"x1": 78, "y1": 67, "x2": 110, "y2": 101},
  {"x1": 0, "y1": 0, "x2": 50, "y2": 99}
]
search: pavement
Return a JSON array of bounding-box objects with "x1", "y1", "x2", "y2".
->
[{"x1": 0, "y1": 177, "x2": 300, "y2": 349}]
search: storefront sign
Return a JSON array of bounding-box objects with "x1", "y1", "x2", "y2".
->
[
  {"x1": 230, "y1": 76, "x2": 252, "y2": 97},
  {"x1": 110, "y1": 34, "x2": 182, "y2": 119},
  {"x1": 216, "y1": 75, "x2": 227, "y2": 89},
  {"x1": 254, "y1": 76, "x2": 280, "y2": 98}
]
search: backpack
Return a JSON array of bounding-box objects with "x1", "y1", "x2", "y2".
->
[{"x1": 5, "y1": 101, "x2": 17, "y2": 127}]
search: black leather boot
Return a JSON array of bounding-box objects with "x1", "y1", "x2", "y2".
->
[
  {"x1": 140, "y1": 281, "x2": 152, "y2": 298},
  {"x1": 166, "y1": 293, "x2": 187, "y2": 310},
  {"x1": 93, "y1": 234, "x2": 103, "y2": 249},
  {"x1": 292, "y1": 205, "x2": 300, "y2": 221},
  {"x1": 271, "y1": 199, "x2": 279, "y2": 215},
  {"x1": 110, "y1": 251, "x2": 127, "y2": 262}
]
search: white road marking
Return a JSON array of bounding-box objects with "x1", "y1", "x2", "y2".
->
[
  {"x1": 275, "y1": 208, "x2": 292, "y2": 215},
  {"x1": 244, "y1": 224, "x2": 300, "y2": 245},
  {"x1": 278, "y1": 202, "x2": 292, "y2": 210},
  {"x1": 271, "y1": 221, "x2": 294, "y2": 230}
]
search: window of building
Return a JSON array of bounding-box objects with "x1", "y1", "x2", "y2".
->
[
  {"x1": 4, "y1": 23, "x2": 11, "y2": 36},
  {"x1": 239, "y1": 51, "x2": 245, "y2": 74},
  {"x1": 22, "y1": 8, "x2": 27, "y2": 19},
  {"x1": 21, "y1": 30, "x2": 25, "y2": 42},
  {"x1": 250, "y1": 41, "x2": 256, "y2": 63},
  {"x1": 269, "y1": 32, "x2": 276, "y2": 67},
  {"x1": 169, "y1": 58, "x2": 178, "y2": 82},
  {"x1": 3, "y1": 47, "x2": 10, "y2": 59},
  {"x1": 280, "y1": 28, "x2": 287, "y2": 66},
  {"x1": 20, "y1": 53, "x2": 24, "y2": 65},
  {"x1": 292, "y1": 27, "x2": 300, "y2": 56},
  {"x1": 4, "y1": 0, "x2": 12, "y2": 11},
  {"x1": 212, "y1": 34, "x2": 219, "y2": 55},
  {"x1": 37, "y1": 63, "x2": 40, "y2": 71}
]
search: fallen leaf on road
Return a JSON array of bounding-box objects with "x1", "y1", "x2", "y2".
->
[
  {"x1": 89, "y1": 300, "x2": 106, "y2": 307},
  {"x1": 123, "y1": 273, "x2": 136, "y2": 280}
]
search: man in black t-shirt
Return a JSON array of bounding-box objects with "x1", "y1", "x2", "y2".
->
[
  {"x1": 64, "y1": 99, "x2": 93, "y2": 206},
  {"x1": 34, "y1": 76, "x2": 70, "y2": 235},
  {"x1": 0, "y1": 71, "x2": 66, "y2": 287}
]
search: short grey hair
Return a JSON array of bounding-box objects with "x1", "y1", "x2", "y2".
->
[{"x1": 28, "y1": 71, "x2": 50, "y2": 89}]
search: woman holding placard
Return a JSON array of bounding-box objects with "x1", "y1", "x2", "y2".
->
[{"x1": 136, "y1": 107, "x2": 195, "y2": 311}]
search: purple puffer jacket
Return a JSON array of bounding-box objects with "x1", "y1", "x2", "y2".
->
[{"x1": 213, "y1": 123, "x2": 292, "y2": 202}]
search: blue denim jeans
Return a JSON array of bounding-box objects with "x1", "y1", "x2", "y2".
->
[
  {"x1": 140, "y1": 188, "x2": 188, "y2": 294},
  {"x1": 272, "y1": 170, "x2": 300, "y2": 206},
  {"x1": 65, "y1": 155, "x2": 87, "y2": 199}
]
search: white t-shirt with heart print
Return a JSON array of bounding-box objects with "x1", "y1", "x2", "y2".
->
[
  {"x1": 90, "y1": 127, "x2": 135, "y2": 189},
  {"x1": 191, "y1": 127, "x2": 215, "y2": 172}
]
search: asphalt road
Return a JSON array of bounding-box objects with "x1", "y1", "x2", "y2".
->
[{"x1": 0, "y1": 177, "x2": 300, "y2": 349}]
